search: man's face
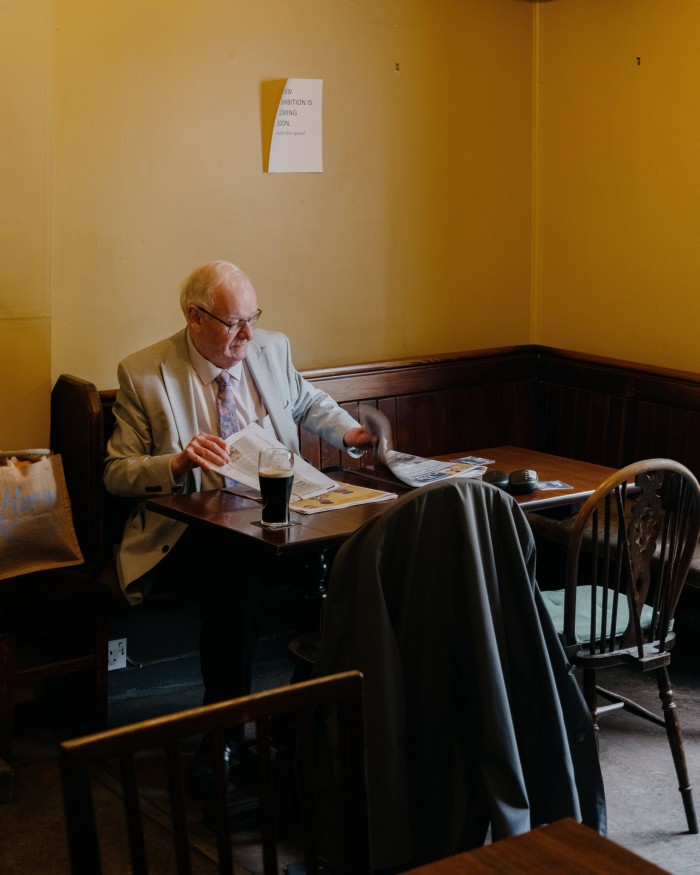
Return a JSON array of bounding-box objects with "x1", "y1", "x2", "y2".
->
[{"x1": 188, "y1": 278, "x2": 259, "y2": 369}]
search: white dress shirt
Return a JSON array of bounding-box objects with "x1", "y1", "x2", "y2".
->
[{"x1": 186, "y1": 331, "x2": 277, "y2": 490}]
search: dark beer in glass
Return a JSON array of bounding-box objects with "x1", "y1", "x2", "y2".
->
[{"x1": 258, "y1": 448, "x2": 294, "y2": 527}]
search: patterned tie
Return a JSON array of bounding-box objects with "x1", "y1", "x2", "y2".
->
[{"x1": 215, "y1": 371, "x2": 240, "y2": 487}]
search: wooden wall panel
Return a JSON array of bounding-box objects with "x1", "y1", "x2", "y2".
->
[
  {"x1": 52, "y1": 344, "x2": 700, "y2": 581},
  {"x1": 298, "y1": 349, "x2": 539, "y2": 471},
  {"x1": 536, "y1": 382, "x2": 627, "y2": 467},
  {"x1": 537, "y1": 347, "x2": 700, "y2": 476},
  {"x1": 628, "y1": 402, "x2": 700, "y2": 476}
]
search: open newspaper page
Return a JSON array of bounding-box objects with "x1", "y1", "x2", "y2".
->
[
  {"x1": 210, "y1": 422, "x2": 336, "y2": 500},
  {"x1": 359, "y1": 404, "x2": 489, "y2": 488}
]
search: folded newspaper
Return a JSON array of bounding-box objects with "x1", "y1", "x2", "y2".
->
[
  {"x1": 290, "y1": 481, "x2": 397, "y2": 514},
  {"x1": 210, "y1": 422, "x2": 397, "y2": 510},
  {"x1": 210, "y1": 422, "x2": 337, "y2": 500},
  {"x1": 359, "y1": 404, "x2": 488, "y2": 488}
]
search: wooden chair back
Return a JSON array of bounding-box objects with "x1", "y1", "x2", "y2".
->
[
  {"x1": 59, "y1": 671, "x2": 370, "y2": 875},
  {"x1": 563, "y1": 458, "x2": 700, "y2": 665}
]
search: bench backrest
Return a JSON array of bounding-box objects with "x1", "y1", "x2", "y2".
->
[
  {"x1": 50, "y1": 376, "x2": 129, "y2": 577},
  {"x1": 537, "y1": 347, "x2": 700, "y2": 475},
  {"x1": 299, "y1": 346, "x2": 539, "y2": 469},
  {"x1": 51, "y1": 345, "x2": 700, "y2": 577}
]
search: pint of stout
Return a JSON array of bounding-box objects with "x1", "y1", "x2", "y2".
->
[{"x1": 258, "y1": 448, "x2": 294, "y2": 528}]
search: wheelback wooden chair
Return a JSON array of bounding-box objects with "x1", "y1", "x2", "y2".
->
[
  {"x1": 59, "y1": 670, "x2": 370, "y2": 875},
  {"x1": 542, "y1": 458, "x2": 700, "y2": 834}
]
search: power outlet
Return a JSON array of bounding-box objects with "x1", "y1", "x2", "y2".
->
[{"x1": 108, "y1": 637, "x2": 127, "y2": 671}]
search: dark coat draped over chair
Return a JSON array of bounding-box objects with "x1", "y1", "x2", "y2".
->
[{"x1": 313, "y1": 477, "x2": 606, "y2": 872}]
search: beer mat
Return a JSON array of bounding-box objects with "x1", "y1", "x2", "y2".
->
[
  {"x1": 250, "y1": 520, "x2": 302, "y2": 529},
  {"x1": 537, "y1": 480, "x2": 574, "y2": 491},
  {"x1": 452, "y1": 455, "x2": 495, "y2": 465}
]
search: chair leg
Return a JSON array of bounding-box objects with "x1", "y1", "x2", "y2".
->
[
  {"x1": 0, "y1": 632, "x2": 17, "y2": 762},
  {"x1": 582, "y1": 668, "x2": 601, "y2": 747},
  {"x1": 656, "y1": 666, "x2": 699, "y2": 834}
]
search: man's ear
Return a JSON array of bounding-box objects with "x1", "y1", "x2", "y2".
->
[{"x1": 187, "y1": 305, "x2": 203, "y2": 327}]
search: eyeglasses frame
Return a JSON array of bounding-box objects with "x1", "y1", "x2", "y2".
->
[{"x1": 195, "y1": 305, "x2": 262, "y2": 335}]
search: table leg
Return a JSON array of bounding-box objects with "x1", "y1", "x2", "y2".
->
[
  {"x1": 281, "y1": 547, "x2": 337, "y2": 686},
  {"x1": 283, "y1": 547, "x2": 336, "y2": 634}
]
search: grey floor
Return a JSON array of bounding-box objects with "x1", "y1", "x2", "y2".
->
[
  {"x1": 593, "y1": 660, "x2": 700, "y2": 874},
  {"x1": 110, "y1": 627, "x2": 700, "y2": 875},
  {"x1": 2, "y1": 605, "x2": 700, "y2": 874}
]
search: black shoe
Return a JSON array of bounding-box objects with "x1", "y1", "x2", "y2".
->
[{"x1": 187, "y1": 738, "x2": 236, "y2": 799}]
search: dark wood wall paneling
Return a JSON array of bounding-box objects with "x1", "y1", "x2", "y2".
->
[
  {"x1": 299, "y1": 347, "x2": 540, "y2": 469},
  {"x1": 300, "y1": 346, "x2": 700, "y2": 479},
  {"x1": 537, "y1": 348, "x2": 700, "y2": 477},
  {"x1": 52, "y1": 345, "x2": 700, "y2": 574},
  {"x1": 299, "y1": 347, "x2": 700, "y2": 476},
  {"x1": 535, "y1": 366, "x2": 629, "y2": 467}
]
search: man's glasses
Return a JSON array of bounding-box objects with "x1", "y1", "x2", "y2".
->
[{"x1": 195, "y1": 305, "x2": 262, "y2": 335}]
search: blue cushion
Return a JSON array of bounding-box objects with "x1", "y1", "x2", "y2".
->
[{"x1": 542, "y1": 586, "x2": 660, "y2": 652}]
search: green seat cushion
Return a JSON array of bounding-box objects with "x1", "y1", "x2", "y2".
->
[{"x1": 542, "y1": 586, "x2": 660, "y2": 653}]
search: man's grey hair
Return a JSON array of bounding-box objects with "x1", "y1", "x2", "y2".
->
[{"x1": 179, "y1": 261, "x2": 252, "y2": 316}]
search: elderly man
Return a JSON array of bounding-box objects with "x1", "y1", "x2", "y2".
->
[{"x1": 104, "y1": 260, "x2": 374, "y2": 794}]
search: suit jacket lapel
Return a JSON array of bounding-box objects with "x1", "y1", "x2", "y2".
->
[
  {"x1": 246, "y1": 337, "x2": 298, "y2": 452},
  {"x1": 160, "y1": 329, "x2": 202, "y2": 490}
]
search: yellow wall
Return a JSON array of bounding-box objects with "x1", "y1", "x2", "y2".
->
[
  {"x1": 7, "y1": 2, "x2": 700, "y2": 450},
  {"x1": 7, "y1": 1, "x2": 700, "y2": 451},
  {"x1": 0, "y1": 1, "x2": 53, "y2": 446},
  {"x1": 535, "y1": 0, "x2": 700, "y2": 371},
  {"x1": 1, "y1": 0, "x2": 533, "y2": 448}
]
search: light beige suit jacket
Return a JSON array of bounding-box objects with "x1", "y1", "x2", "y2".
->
[{"x1": 104, "y1": 327, "x2": 359, "y2": 603}]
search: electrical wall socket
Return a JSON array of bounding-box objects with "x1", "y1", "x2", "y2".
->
[{"x1": 108, "y1": 637, "x2": 127, "y2": 671}]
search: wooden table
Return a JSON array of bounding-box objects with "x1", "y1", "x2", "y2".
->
[
  {"x1": 401, "y1": 819, "x2": 671, "y2": 874},
  {"x1": 351, "y1": 446, "x2": 616, "y2": 515},
  {"x1": 458, "y1": 446, "x2": 616, "y2": 513},
  {"x1": 145, "y1": 448, "x2": 615, "y2": 630},
  {"x1": 145, "y1": 446, "x2": 616, "y2": 558},
  {"x1": 146, "y1": 468, "x2": 407, "y2": 630},
  {"x1": 145, "y1": 468, "x2": 406, "y2": 560}
]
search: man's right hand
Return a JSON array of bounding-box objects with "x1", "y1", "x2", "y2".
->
[{"x1": 171, "y1": 432, "x2": 230, "y2": 478}]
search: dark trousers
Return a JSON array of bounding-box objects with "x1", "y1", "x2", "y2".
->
[{"x1": 149, "y1": 526, "x2": 265, "y2": 707}]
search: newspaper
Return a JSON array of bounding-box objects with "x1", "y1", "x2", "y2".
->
[
  {"x1": 358, "y1": 404, "x2": 488, "y2": 488},
  {"x1": 290, "y1": 481, "x2": 397, "y2": 514},
  {"x1": 210, "y1": 422, "x2": 337, "y2": 500}
]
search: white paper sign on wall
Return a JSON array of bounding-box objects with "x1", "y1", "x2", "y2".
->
[{"x1": 267, "y1": 78, "x2": 323, "y2": 173}]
